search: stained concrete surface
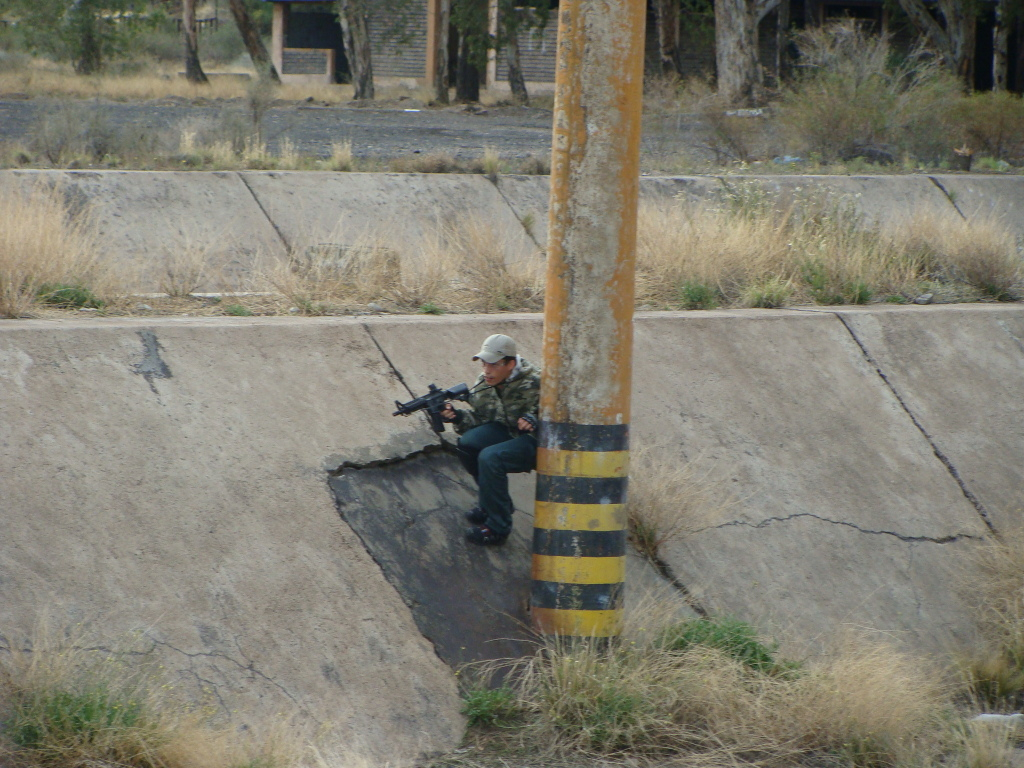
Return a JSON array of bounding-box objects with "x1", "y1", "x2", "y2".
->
[{"x1": 629, "y1": 309, "x2": 994, "y2": 656}]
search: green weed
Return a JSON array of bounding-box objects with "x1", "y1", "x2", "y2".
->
[
  {"x1": 659, "y1": 617, "x2": 788, "y2": 675},
  {"x1": 36, "y1": 283, "x2": 104, "y2": 308},
  {"x1": 677, "y1": 280, "x2": 719, "y2": 310},
  {"x1": 224, "y1": 304, "x2": 253, "y2": 316},
  {"x1": 417, "y1": 302, "x2": 445, "y2": 315},
  {"x1": 460, "y1": 685, "x2": 519, "y2": 728}
]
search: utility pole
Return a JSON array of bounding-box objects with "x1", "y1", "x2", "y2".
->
[{"x1": 531, "y1": 0, "x2": 646, "y2": 640}]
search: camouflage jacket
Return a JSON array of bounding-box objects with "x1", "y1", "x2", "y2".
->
[{"x1": 454, "y1": 357, "x2": 542, "y2": 435}]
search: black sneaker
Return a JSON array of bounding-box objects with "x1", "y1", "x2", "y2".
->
[
  {"x1": 464, "y1": 506, "x2": 487, "y2": 524},
  {"x1": 465, "y1": 525, "x2": 509, "y2": 546}
]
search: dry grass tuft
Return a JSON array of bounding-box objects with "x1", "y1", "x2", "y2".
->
[
  {"x1": 0, "y1": 182, "x2": 122, "y2": 317},
  {"x1": 435, "y1": 218, "x2": 544, "y2": 312},
  {"x1": 627, "y1": 446, "x2": 734, "y2": 564},
  {"x1": 956, "y1": 525, "x2": 1024, "y2": 710},
  {"x1": 261, "y1": 216, "x2": 541, "y2": 314}
]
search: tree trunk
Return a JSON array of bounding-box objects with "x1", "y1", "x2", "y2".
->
[
  {"x1": 775, "y1": 0, "x2": 790, "y2": 86},
  {"x1": 506, "y1": 24, "x2": 528, "y2": 103},
  {"x1": 940, "y1": 0, "x2": 976, "y2": 85},
  {"x1": 455, "y1": 33, "x2": 480, "y2": 102},
  {"x1": 338, "y1": 0, "x2": 374, "y2": 99},
  {"x1": 183, "y1": 0, "x2": 209, "y2": 84},
  {"x1": 715, "y1": 0, "x2": 762, "y2": 105},
  {"x1": 654, "y1": 0, "x2": 682, "y2": 75},
  {"x1": 432, "y1": 0, "x2": 450, "y2": 103},
  {"x1": 993, "y1": 0, "x2": 1008, "y2": 91},
  {"x1": 228, "y1": 0, "x2": 280, "y2": 82},
  {"x1": 896, "y1": 0, "x2": 975, "y2": 86},
  {"x1": 69, "y1": 0, "x2": 103, "y2": 74}
]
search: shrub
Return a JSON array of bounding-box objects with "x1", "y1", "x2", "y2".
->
[
  {"x1": 31, "y1": 102, "x2": 162, "y2": 166},
  {"x1": 481, "y1": 621, "x2": 948, "y2": 764},
  {"x1": 778, "y1": 21, "x2": 962, "y2": 163},
  {"x1": 36, "y1": 283, "x2": 104, "y2": 308},
  {"x1": 952, "y1": 91, "x2": 1024, "y2": 164},
  {"x1": 957, "y1": 527, "x2": 1024, "y2": 709},
  {"x1": 677, "y1": 280, "x2": 719, "y2": 310}
]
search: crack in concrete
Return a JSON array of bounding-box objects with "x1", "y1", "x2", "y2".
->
[
  {"x1": 362, "y1": 324, "x2": 416, "y2": 398},
  {"x1": 641, "y1": 552, "x2": 709, "y2": 617},
  {"x1": 327, "y1": 442, "x2": 453, "y2": 475},
  {"x1": 714, "y1": 511, "x2": 980, "y2": 543},
  {"x1": 927, "y1": 176, "x2": 968, "y2": 220},
  {"x1": 831, "y1": 312, "x2": 996, "y2": 534},
  {"x1": 237, "y1": 173, "x2": 291, "y2": 251},
  {"x1": 493, "y1": 181, "x2": 544, "y2": 251},
  {"x1": 147, "y1": 637, "x2": 302, "y2": 711}
]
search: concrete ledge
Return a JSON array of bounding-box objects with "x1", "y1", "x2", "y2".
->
[
  {"x1": 4, "y1": 171, "x2": 1021, "y2": 293},
  {"x1": 0, "y1": 170, "x2": 287, "y2": 290}
]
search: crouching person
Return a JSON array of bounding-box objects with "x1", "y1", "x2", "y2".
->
[{"x1": 440, "y1": 334, "x2": 541, "y2": 546}]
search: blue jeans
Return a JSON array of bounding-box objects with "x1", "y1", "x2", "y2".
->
[{"x1": 456, "y1": 422, "x2": 537, "y2": 536}]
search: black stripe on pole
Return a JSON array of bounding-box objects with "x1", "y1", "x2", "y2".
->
[
  {"x1": 539, "y1": 422, "x2": 630, "y2": 452},
  {"x1": 531, "y1": 581, "x2": 625, "y2": 611},
  {"x1": 535, "y1": 475, "x2": 628, "y2": 505},
  {"x1": 533, "y1": 528, "x2": 627, "y2": 558}
]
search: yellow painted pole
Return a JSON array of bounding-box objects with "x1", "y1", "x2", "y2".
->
[{"x1": 531, "y1": 0, "x2": 646, "y2": 639}]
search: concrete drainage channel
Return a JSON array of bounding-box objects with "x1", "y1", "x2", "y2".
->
[{"x1": 2, "y1": 305, "x2": 1024, "y2": 764}]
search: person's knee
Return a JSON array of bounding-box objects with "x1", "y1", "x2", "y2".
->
[{"x1": 478, "y1": 444, "x2": 507, "y2": 474}]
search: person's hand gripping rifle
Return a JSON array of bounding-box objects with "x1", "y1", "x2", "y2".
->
[{"x1": 392, "y1": 383, "x2": 470, "y2": 433}]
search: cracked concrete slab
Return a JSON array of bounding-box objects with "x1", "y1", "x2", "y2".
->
[
  {"x1": 834, "y1": 305, "x2": 1024, "y2": 532},
  {"x1": 3, "y1": 307, "x2": 1022, "y2": 755},
  {"x1": 0, "y1": 317, "x2": 462, "y2": 765},
  {"x1": 928, "y1": 175, "x2": 1024, "y2": 237},
  {"x1": 629, "y1": 310, "x2": 990, "y2": 656},
  {"x1": 0, "y1": 170, "x2": 286, "y2": 291}
]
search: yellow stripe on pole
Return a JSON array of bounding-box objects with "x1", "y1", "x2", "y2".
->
[
  {"x1": 532, "y1": 555, "x2": 625, "y2": 584},
  {"x1": 532, "y1": 607, "x2": 623, "y2": 638},
  {"x1": 534, "y1": 501, "x2": 627, "y2": 531},
  {"x1": 537, "y1": 448, "x2": 630, "y2": 478}
]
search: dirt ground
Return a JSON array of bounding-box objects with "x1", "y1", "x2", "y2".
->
[{"x1": 0, "y1": 95, "x2": 708, "y2": 169}]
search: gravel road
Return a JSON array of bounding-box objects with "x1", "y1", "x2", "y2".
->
[{"x1": 0, "y1": 95, "x2": 703, "y2": 167}]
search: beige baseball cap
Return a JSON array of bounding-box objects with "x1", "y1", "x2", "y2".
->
[{"x1": 473, "y1": 334, "x2": 517, "y2": 364}]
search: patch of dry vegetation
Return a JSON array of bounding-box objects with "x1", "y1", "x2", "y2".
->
[
  {"x1": 0, "y1": 619, "x2": 309, "y2": 768},
  {"x1": 636, "y1": 186, "x2": 1023, "y2": 309},
  {"x1": 262, "y1": 218, "x2": 543, "y2": 315},
  {"x1": 459, "y1": 617, "x2": 953, "y2": 768},
  {"x1": 0, "y1": 182, "x2": 125, "y2": 318}
]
